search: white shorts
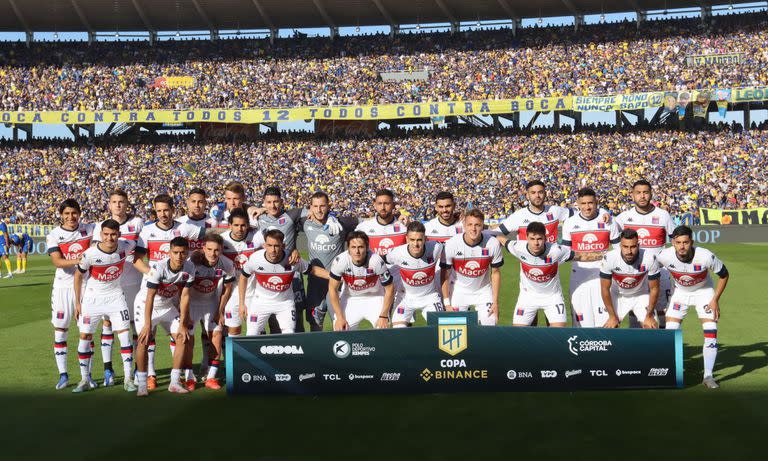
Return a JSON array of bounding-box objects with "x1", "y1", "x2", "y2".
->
[
  {"x1": 190, "y1": 300, "x2": 218, "y2": 334},
  {"x1": 513, "y1": 300, "x2": 567, "y2": 326},
  {"x1": 452, "y1": 289, "x2": 496, "y2": 326},
  {"x1": 332, "y1": 296, "x2": 384, "y2": 330},
  {"x1": 613, "y1": 292, "x2": 653, "y2": 323},
  {"x1": 78, "y1": 294, "x2": 131, "y2": 334},
  {"x1": 666, "y1": 288, "x2": 716, "y2": 321},
  {"x1": 223, "y1": 297, "x2": 242, "y2": 328},
  {"x1": 121, "y1": 283, "x2": 141, "y2": 322},
  {"x1": 133, "y1": 303, "x2": 180, "y2": 336},
  {"x1": 570, "y1": 278, "x2": 607, "y2": 328},
  {"x1": 657, "y1": 267, "x2": 672, "y2": 312},
  {"x1": 51, "y1": 285, "x2": 76, "y2": 329},
  {"x1": 392, "y1": 293, "x2": 443, "y2": 324},
  {"x1": 245, "y1": 301, "x2": 296, "y2": 336}
]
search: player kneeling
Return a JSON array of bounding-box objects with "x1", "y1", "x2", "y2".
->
[
  {"x1": 72, "y1": 220, "x2": 136, "y2": 393},
  {"x1": 385, "y1": 222, "x2": 444, "y2": 327},
  {"x1": 134, "y1": 237, "x2": 196, "y2": 396},
  {"x1": 441, "y1": 209, "x2": 503, "y2": 325},
  {"x1": 189, "y1": 234, "x2": 236, "y2": 390},
  {"x1": 599, "y1": 229, "x2": 660, "y2": 328},
  {"x1": 657, "y1": 226, "x2": 730, "y2": 389},
  {"x1": 328, "y1": 231, "x2": 394, "y2": 330},
  {"x1": 238, "y1": 230, "x2": 328, "y2": 335},
  {"x1": 499, "y1": 222, "x2": 574, "y2": 327}
]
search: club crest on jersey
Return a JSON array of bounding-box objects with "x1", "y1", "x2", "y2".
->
[
  {"x1": 597, "y1": 222, "x2": 605, "y2": 229},
  {"x1": 128, "y1": 226, "x2": 136, "y2": 232},
  {"x1": 181, "y1": 272, "x2": 190, "y2": 281},
  {"x1": 173, "y1": 230, "x2": 181, "y2": 237},
  {"x1": 694, "y1": 264, "x2": 702, "y2": 271},
  {"x1": 394, "y1": 224, "x2": 401, "y2": 232},
  {"x1": 516, "y1": 309, "x2": 524, "y2": 316},
  {"x1": 546, "y1": 213, "x2": 554, "y2": 221},
  {"x1": 640, "y1": 265, "x2": 646, "y2": 272},
  {"x1": 545, "y1": 257, "x2": 552, "y2": 264},
  {"x1": 438, "y1": 316, "x2": 468, "y2": 356},
  {"x1": 672, "y1": 303, "x2": 681, "y2": 311},
  {"x1": 80, "y1": 229, "x2": 88, "y2": 237},
  {"x1": 652, "y1": 217, "x2": 660, "y2": 224},
  {"x1": 215, "y1": 269, "x2": 223, "y2": 278},
  {"x1": 246, "y1": 242, "x2": 255, "y2": 249},
  {"x1": 481, "y1": 248, "x2": 489, "y2": 256},
  {"x1": 456, "y1": 226, "x2": 463, "y2": 234},
  {"x1": 366, "y1": 268, "x2": 374, "y2": 275},
  {"x1": 278, "y1": 217, "x2": 286, "y2": 225}
]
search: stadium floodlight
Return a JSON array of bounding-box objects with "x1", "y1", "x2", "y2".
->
[
  {"x1": 537, "y1": 17, "x2": 543, "y2": 25},
  {"x1": 600, "y1": 14, "x2": 605, "y2": 23},
  {"x1": 53, "y1": 32, "x2": 59, "y2": 39},
  {"x1": 115, "y1": 31, "x2": 120, "y2": 38},
  {"x1": 728, "y1": 3, "x2": 733, "y2": 11},
  {"x1": 355, "y1": 25, "x2": 361, "y2": 32}
]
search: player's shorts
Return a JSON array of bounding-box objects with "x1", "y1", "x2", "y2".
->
[
  {"x1": 245, "y1": 301, "x2": 296, "y2": 336},
  {"x1": 78, "y1": 294, "x2": 131, "y2": 334},
  {"x1": 331, "y1": 296, "x2": 384, "y2": 330},
  {"x1": 292, "y1": 272, "x2": 306, "y2": 309},
  {"x1": 51, "y1": 285, "x2": 76, "y2": 329},
  {"x1": 0, "y1": 243, "x2": 6, "y2": 257},
  {"x1": 392, "y1": 293, "x2": 443, "y2": 325},
  {"x1": 20, "y1": 238, "x2": 33, "y2": 254},
  {"x1": 513, "y1": 299, "x2": 567, "y2": 326},
  {"x1": 189, "y1": 300, "x2": 218, "y2": 334},
  {"x1": 569, "y1": 277, "x2": 607, "y2": 328},
  {"x1": 452, "y1": 289, "x2": 496, "y2": 326},
  {"x1": 613, "y1": 291, "x2": 653, "y2": 323},
  {"x1": 223, "y1": 296, "x2": 243, "y2": 329},
  {"x1": 665, "y1": 288, "x2": 716, "y2": 321},
  {"x1": 121, "y1": 283, "x2": 142, "y2": 322},
  {"x1": 133, "y1": 303, "x2": 180, "y2": 336},
  {"x1": 656, "y1": 267, "x2": 672, "y2": 312}
]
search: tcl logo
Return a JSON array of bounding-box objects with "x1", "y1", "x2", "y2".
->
[
  {"x1": 323, "y1": 374, "x2": 341, "y2": 381},
  {"x1": 590, "y1": 370, "x2": 607, "y2": 377}
]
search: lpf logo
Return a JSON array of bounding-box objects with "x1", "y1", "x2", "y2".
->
[{"x1": 438, "y1": 316, "x2": 468, "y2": 356}]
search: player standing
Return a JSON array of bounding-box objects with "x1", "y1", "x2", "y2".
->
[
  {"x1": 425, "y1": 192, "x2": 463, "y2": 243},
  {"x1": 657, "y1": 226, "x2": 729, "y2": 389},
  {"x1": 440, "y1": 209, "x2": 503, "y2": 325},
  {"x1": 328, "y1": 231, "x2": 394, "y2": 330},
  {"x1": 72, "y1": 220, "x2": 137, "y2": 393},
  {"x1": 599, "y1": 229, "x2": 661, "y2": 328},
  {"x1": 497, "y1": 180, "x2": 571, "y2": 243},
  {"x1": 47, "y1": 199, "x2": 95, "y2": 389},
  {"x1": 499, "y1": 222, "x2": 574, "y2": 327},
  {"x1": 561, "y1": 188, "x2": 620, "y2": 327},
  {"x1": 0, "y1": 218, "x2": 11, "y2": 278}
]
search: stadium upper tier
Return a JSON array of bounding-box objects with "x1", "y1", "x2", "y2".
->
[
  {"x1": 1, "y1": 126, "x2": 765, "y2": 224},
  {"x1": 1, "y1": 12, "x2": 766, "y2": 111}
]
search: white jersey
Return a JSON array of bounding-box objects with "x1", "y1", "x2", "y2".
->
[
  {"x1": 385, "y1": 242, "x2": 443, "y2": 301},
  {"x1": 46, "y1": 223, "x2": 96, "y2": 288},
  {"x1": 77, "y1": 240, "x2": 136, "y2": 298},
  {"x1": 614, "y1": 206, "x2": 675, "y2": 255},
  {"x1": 599, "y1": 248, "x2": 660, "y2": 296},
  {"x1": 329, "y1": 251, "x2": 392, "y2": 298},
  {"x1": 178, "y1": 214, "x2": 217, "y2": 250},
  {"x1": 93, "y1": 216, "x2": 144, "y2": 286},
  {"x1": 561, "y1": 213, "x2": 620, "y2": 272},
  {"x1": 222, "y1": 229, "x2": 264, "y2": 271},
  {"x1": 656, "y1": 247, "x2": 726, "y2": 294},
  {"x1": 241, "y1": 249, "x2": 310, "y2": 305},
  {"x1": 425, "y1": 217, "x2": 463, "y2": 243},
  {"x1": 505, "y1": 241, "x2": 573, "y2": 306},
  {"x1": 442, "y1": 232, "x2": 503, "y2": 297},
  {"x1": 498, "y1": 205, "x2": 571, "y2": 243},
  {"x1": 136, "y1": 220, "x2": 203, "y2": 266},
  {"x1": 139, "y1": 258, "x2": 196, "y2": 311},
  {"x1": 355, "y1": 217, "x2": 407, "y2": 258},
  {"x1": 190, "y1": 257, "x2": 236, "y2": 302}
]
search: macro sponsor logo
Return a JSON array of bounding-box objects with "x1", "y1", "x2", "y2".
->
[
  {"x1": 568, "y1": 335, "x2": 613, "y2": 355},
  {"x1": 259, "y1": 345, "x2": 304, "y2": 355},
  {"x1": 379, "y1": 238, "x2": 395, "y2": 248},
  {"x1": 310, "y1": 234, "x2": 339, "y2": 252}
]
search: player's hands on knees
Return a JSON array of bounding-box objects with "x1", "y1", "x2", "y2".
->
[
  {"x1": 602, "y1": 315, "x2": 620, "y2": 328},
  {"x1": 642, "y1": 315, "x2": 658, "y2": 329},
  {"x1": 177, "y1": 326, "x2": 191, "y2": 343},
  {"x1": 444, "y1": 304, "x2": 455, "y2": 312},
  {"x1": 74, "y1": 303, "x2": 82, "y2": 319},
  {"x1": 239, "y1": 303, "x2": 246, "y2": 320},
  {"x1": 138, "y1": 326, "x2": 152, "y2": 346},
  {"x1": 708, "y1": 300, "x2": 720, "y2": 321},
  {"x1": 375, "y1": 317, "x2": 389, "y2": 329},
  {"x1": 333, "y1": 317, "x2": 349, "y2": 332},
  {"x1": 490, "y1": 302, "x2": 499, "y2": 319}
]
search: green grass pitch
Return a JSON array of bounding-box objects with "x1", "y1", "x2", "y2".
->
[{"x1": 1, "y1": 244, "x2": 765, "y2": 460}]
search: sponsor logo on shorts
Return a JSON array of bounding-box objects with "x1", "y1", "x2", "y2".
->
[
  {"x1": 565, "y1": 369, "x2": 582, "y2": 378},
  {"x1": 275, "y1": 374, "x2": 291, "y2": 382},
  {"x1": 348, "y1": 373, "x2": 374, "y2": 381},
  {"x1": 615, "y1": 369, "x2": 642, "y2": 377},
  {"x1": 540, "y1": 370, "x2": 557, "y2": 378},
  {"x1": 380, "y1": 372, "x2": 401, "y2": 381},
  {"x1": 648, "y1": 368, "x2": 669, "y2": 377},
  {"x1": 259, "y1": 345, "x2": 304, "y2": 355},
  {"x1": 299, "y1": 373, "x2": 316, "y2": 382},
  {"x1": 420, "y1": 367, "x2": 487, "y2": 382},
  {"x1": 568, "y1": 335, "x2": 613, "y2": 355}
]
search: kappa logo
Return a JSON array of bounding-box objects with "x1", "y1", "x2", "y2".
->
[
  {"x1": 379, "y1": 238, "x2": 395, "y2": 248},
  {"x1": 582, "y1": 233, "x2": 598, "y2": 243}
]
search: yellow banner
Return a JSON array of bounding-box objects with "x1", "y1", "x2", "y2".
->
[
  {"x1": 699, "y1": 208, "x2": 768, "y2": 226},
  {"x1": 730, "y1": 87, "x2": 768, "y2": 103},
  {"x1": 154, "y1": 76, "x2": 196, "y2": 88}
]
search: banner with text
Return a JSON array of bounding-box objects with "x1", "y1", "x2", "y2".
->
[
  {"x1": 573, "y1": 92, "x2": 664, "y2": 112},
  {"x1": 699, "y1": 208, "x2": 768, "y2": 226},
  {"x1": 686, "y1": 53, "x2": 742, "y2": 67},
  {"x1": 227, "y1": 312, "x2": 682, "y2": 395}
]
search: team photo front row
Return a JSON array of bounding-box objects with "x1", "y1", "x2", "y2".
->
[{"x1": 45, "y1": 180, "x2": 729, "y2": 396}]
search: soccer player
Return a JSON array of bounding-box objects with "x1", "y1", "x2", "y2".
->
[
  {"x1": 497, "y1": 180, "x2": 571, "y2": 243},
  {"x1": 238, "y1": 229, "x2": 328, "y2": 336},
  {"x1": 188, "y1": 233, "x2": 236, "y2": 390},
  {"x1": 10, "y1": 231, "x2": 33, "y2": 274},
  {"x1": 92, "y1": 189, "x2": 144, "y2": 387},
  {"x1": 614, "y1": 179, "x2": 675, "y2": 328},
  {"x1": 425, "y1": 192, "x2": 463, "y2": 243},
  {"x1": 384, "y1": 221, "x2": 444, "y2": 328},
  {"x1": 0, "y1": 218, "x2": 11, "y2": 278},
  {"x1": 47, "y1": 199, "x2": 95, "y2": 389},
  {"x1": 561, "y1": 188, "x2": 620, "y2": 327},
  {"x1": 599, "y1": 229, "x2": 661, "y2": 329},
  {"x1": 133, "y1": 194, "x2": 202, "y2": 390},
  {"x1": 72, "y1": 220, "x2": 137, "y2": 393},
  {"x1": 328, "y1": 231, "x2": 394, "y2": 330},
  {"x1": 221, "y1": 209, "x2": 264, "y2": 337},
  {"x1": 499, "y1": 222, "x2": 574, "y2": 327},
  {"x1": 657, "y1": 226, "x2": 729, "y2": 389},
  {"x1": 211, "y1": 181, "x2": 260, "y2": 229},
  {"x1": 440, "y1": 209, "x2": 503, "y2": 325},
  {"x1": 134, "y1": 237, "x2": 196, "y2": 396}
]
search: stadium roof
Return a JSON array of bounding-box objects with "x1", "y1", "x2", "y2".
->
[{"x1": 0, "y1": 1, "x2": 751, "y2": 33}]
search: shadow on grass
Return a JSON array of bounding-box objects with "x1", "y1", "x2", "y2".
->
[{"x1": 683, "y1": 342, "x2": 768, "y2": 386}]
